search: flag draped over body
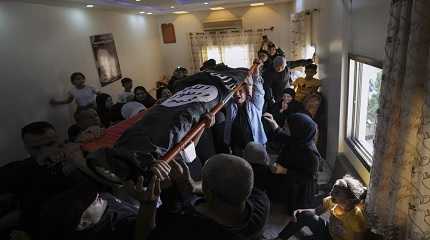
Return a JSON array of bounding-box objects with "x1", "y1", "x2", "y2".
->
[{"x1": 86, "y1": 67, "x2": 249, "y2": 184}]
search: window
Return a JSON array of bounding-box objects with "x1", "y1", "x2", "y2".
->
[
  {"x1": 346, "y1": 55, "x2": 383, "y2": 167},
  {"x1": 206, "y1": 44, "x2": 251, "y2": 68}
]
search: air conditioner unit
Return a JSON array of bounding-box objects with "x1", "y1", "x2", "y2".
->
[{"x1": 202, "y1": 19, "x2": 243, "y2": 31}]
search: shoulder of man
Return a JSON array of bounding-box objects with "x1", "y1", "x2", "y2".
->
[
  {"x1": 246, "y1": 189, "x2": 270, "y2": 225},
  {"x1": 0, "y1": 158, "x2": 35, "y2": 171},
  {"x1": 148, "y1": 211, "x2": 234, "y2": 240}
]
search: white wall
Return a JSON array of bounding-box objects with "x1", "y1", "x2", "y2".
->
[
  {"x1": 156, "y1": 3, "x2": 295, "y2": 75},
  {"x1": 294, "y1": 0, "x2": 390, "y2": 183},
  {"x1": 0, "y1": 2, "x2": 162, "y2": 165}
]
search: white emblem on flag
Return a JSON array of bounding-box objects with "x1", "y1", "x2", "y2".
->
[{"x1": 161, "y1": 84, "x2": 218, "y2": 108}]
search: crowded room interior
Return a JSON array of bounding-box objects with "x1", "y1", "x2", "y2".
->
[{"x1": 1, "y1": 0, "x2": 429, "y2": 239}]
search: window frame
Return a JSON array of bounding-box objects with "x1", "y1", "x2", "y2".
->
[{"x1": 345, "y1": 54, "x2": 383, "y2": 170}]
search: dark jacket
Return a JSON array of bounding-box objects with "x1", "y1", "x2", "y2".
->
[{"x1": 272, "y1": 113, "x2": 321, "y2": 214}]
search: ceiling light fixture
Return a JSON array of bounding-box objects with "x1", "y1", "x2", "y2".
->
[
  {"x1": 170, "y1": 6, "x2": 175, "y2": 9},
  {"x1": 139, "y1": 11, "x2": 145, "y2": 14},
  {"x1": 86, "y1": 4, "x2": 94, "y2": 8},
  {"x1": 204, "y1": 2, "x2": 209, "y2": 5},
  {"x1": 136, "y1": 0, "x2": 141, "y2": 2},
  {"x1": 173, "y1": 11, "x2": 189, "y2": 14},
  {"x1": 250, "y1": 3, "x2": 265, "y2": 6},
  {"x1": 147, "y1": 12, "x2": 153, "y2": 15},
  {"x1": 210, "y1": 7, "x2": 225, "y2": 10}
]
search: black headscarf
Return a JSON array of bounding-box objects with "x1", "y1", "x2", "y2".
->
[
  {"x1": 287, "y1": 113, "x2": 319, "y2": 154},
  {"x1": 96, "y1": 93, "x2": 112, "y2": 127},
  {"x1": 134, "y1": 86, "x2": 156, "y2": 108}
]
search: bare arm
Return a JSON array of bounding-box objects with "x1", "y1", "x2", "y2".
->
[
  {"x1": 50, "y1": 93, "x2": 74, "y2": 105},
  {"x1": 130, "y1": 162, "x2": 171, "y2": 240},
  {"x1": 287, "y1": 59, "x2": 313, "y2": 69},
  {"x1": 134, "y1": 201, "x2": 157, "y2": 240}
]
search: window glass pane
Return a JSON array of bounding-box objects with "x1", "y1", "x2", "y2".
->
[
  {"x1": 347, "y1": 57, "x2": 382, "y2": 165},
  {"x1": 359, "y1": 64, "x2": 382, "y2": 154},
  {"x1": 206, "y1": 44, "x2": 250, "y2": 68},
  {"x1": 206, "y1": 46, "x2": 221, "y2": 63}
]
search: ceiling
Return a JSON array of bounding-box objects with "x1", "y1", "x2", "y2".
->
[{"x1": 17, "y1": 0, "x2": 292, "y2": 15}]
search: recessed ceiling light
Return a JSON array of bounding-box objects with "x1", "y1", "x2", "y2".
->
[
  {"x1": 250, "y1": 3, "x2": 265, "y2": 7},
  {"x1": 173, "y1": 11, "x2": 189, "y2": 14},
  {"x1": 170, "y1": 6, "x2": 175, "y2": 9},
  {"x1": 147, "y1": 12, "x2": 153, "y2": 15},
  {"x1": 139, "y1": 11, "x2": 145, "y2": 14},
  {"x1": 86, "y1": 4, "x2": 94, "y2": 8},
  {"x1": 136, "y1": 0, "x2": 141, "y2": 1},
  {"x1": 210, "y1": 7, "x2": 225, "y2": 10},
  {"x1": 204, "y1": 2, "x2": 209, "y2": 5}
]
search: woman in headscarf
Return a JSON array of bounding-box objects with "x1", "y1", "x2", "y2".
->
[
  {"x1": 155, "y1": 86, "x2": 172, "y2": 101},
  {"x1": 96, "y1": 93, "x2": 114, "y2": 127},
  {"x1": 134, "y1": 86, "x2": 156, "y2": 108},
  {"x1": 263, "y1": 112, "x2": 320, "y2": 216},
  {"x1": 270, "y1": 88, "x2": 307, "y2": 127}
]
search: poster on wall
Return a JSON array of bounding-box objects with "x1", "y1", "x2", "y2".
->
[{"x1": 90, "y1": 33, "x2": 122, "y2": 86}]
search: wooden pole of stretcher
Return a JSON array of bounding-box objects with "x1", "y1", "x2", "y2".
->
[{"x1": 160, "y1": 63, "x2": 259, "y2": 163}]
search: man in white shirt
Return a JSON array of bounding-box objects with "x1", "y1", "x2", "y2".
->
[{"x1": 118, "y1": 78, "x2": 134, "y2": 103}]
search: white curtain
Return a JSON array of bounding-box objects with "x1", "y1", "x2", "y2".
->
[
  {"x1": 189, "y1": 30, "x2": 263, "y2": 72},
  {"x1": 289, "y1": 11, "x2": 313, "y2": 60},
  {"x1": 289, "y1": 11, "x2": 314, "y2": 81}
]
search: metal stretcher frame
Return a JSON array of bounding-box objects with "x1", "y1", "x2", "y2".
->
[{"x1": 160, "y1": 63, "x2": 258, "y2": 163}]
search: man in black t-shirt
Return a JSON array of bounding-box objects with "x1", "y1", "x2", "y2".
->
[{"x1": 147, "y1": 154, "x2": 270, "y2": 240}]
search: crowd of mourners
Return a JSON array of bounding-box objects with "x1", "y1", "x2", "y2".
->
[{"x1": 0, "y1": 36, "x2": 369, "y2": 240}]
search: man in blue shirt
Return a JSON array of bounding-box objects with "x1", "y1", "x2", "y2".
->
[{"x1": 224, "y1": 62, "x2": 267, "y2": 156}]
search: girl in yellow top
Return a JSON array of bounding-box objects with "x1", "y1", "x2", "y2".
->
[
  {"x1": 293, "y1": 64, "x2": 320, "y2": 102},
  {"x1": 273, "y1": 175, "x2": 368, "y2": 240}
]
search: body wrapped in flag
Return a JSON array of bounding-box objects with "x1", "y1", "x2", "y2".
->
[{"x1": 85, "y1": 66, "x2": 253, "y2": 185}]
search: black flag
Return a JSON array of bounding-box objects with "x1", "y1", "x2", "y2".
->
[{"x1": 87, "y1": 67, "x2": 249, "y2": 184}]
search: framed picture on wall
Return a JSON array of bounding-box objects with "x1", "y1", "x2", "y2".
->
[
  {"x1": 90, "y1": 33, "x2": 122, "y2": 86},
  {"x1": 161, "y1": 23, "x2": 176, "y2": 44}
]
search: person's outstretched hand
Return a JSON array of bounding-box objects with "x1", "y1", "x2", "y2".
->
[
  {"x1": 263, "y1": 112, "x2": 279, "y2": 130},
  {"x1": 170, "y1": 160, "x2": 200, "y2": 194},
  {"x1": 125, "y1": 161, "x2": 171, "y2": 204},
  {"x1": 202, "y1": 113, "x2": 216, "y2": 128}
]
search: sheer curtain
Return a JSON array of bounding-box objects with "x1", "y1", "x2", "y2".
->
[
  {"x1": 289, "y1": 11, "x2": 314, "y2": 81},
  {"x1": 365, "y1": 0, "x2": 430, "y2": 239},
  {"x1": 189, "y1": 30, "x2": 263, "y2": 72},
  {"x1": 289, "y1": 11, "x2": 313, "y2": 60}
]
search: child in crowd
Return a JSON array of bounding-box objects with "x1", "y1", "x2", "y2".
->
[
  {"x1": 117, "y1": 78, "x2": 134, "y2": 103},
  {"x1": 274, "y1": 175, "x2": 368, "y2": 240},
  {"x1": 293, "y1": 64, "x2": 320, "y2": 102},
  {"x1": 50, "y1": 72, "x2": 98, "y2": 108}
]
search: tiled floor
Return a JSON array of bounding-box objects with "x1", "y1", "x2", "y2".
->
[
  {"x1": 261, "y1": 158, "x2": 332, "y2": 240},
  {"x1": 262, "y1": 203, "x2": 297, "y2": 240}
]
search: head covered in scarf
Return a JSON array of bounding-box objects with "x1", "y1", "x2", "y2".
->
[
  {"x1": 96, "y1": 93, "x2": 111, "y2": 112},
  {"x1": 287, "y1": 113, "x2": 319, "y2": 150}
]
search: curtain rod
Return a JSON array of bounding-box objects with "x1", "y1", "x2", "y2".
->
[{"x1": 189, "y1": 26, "x2": 274, "y2": 35}]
